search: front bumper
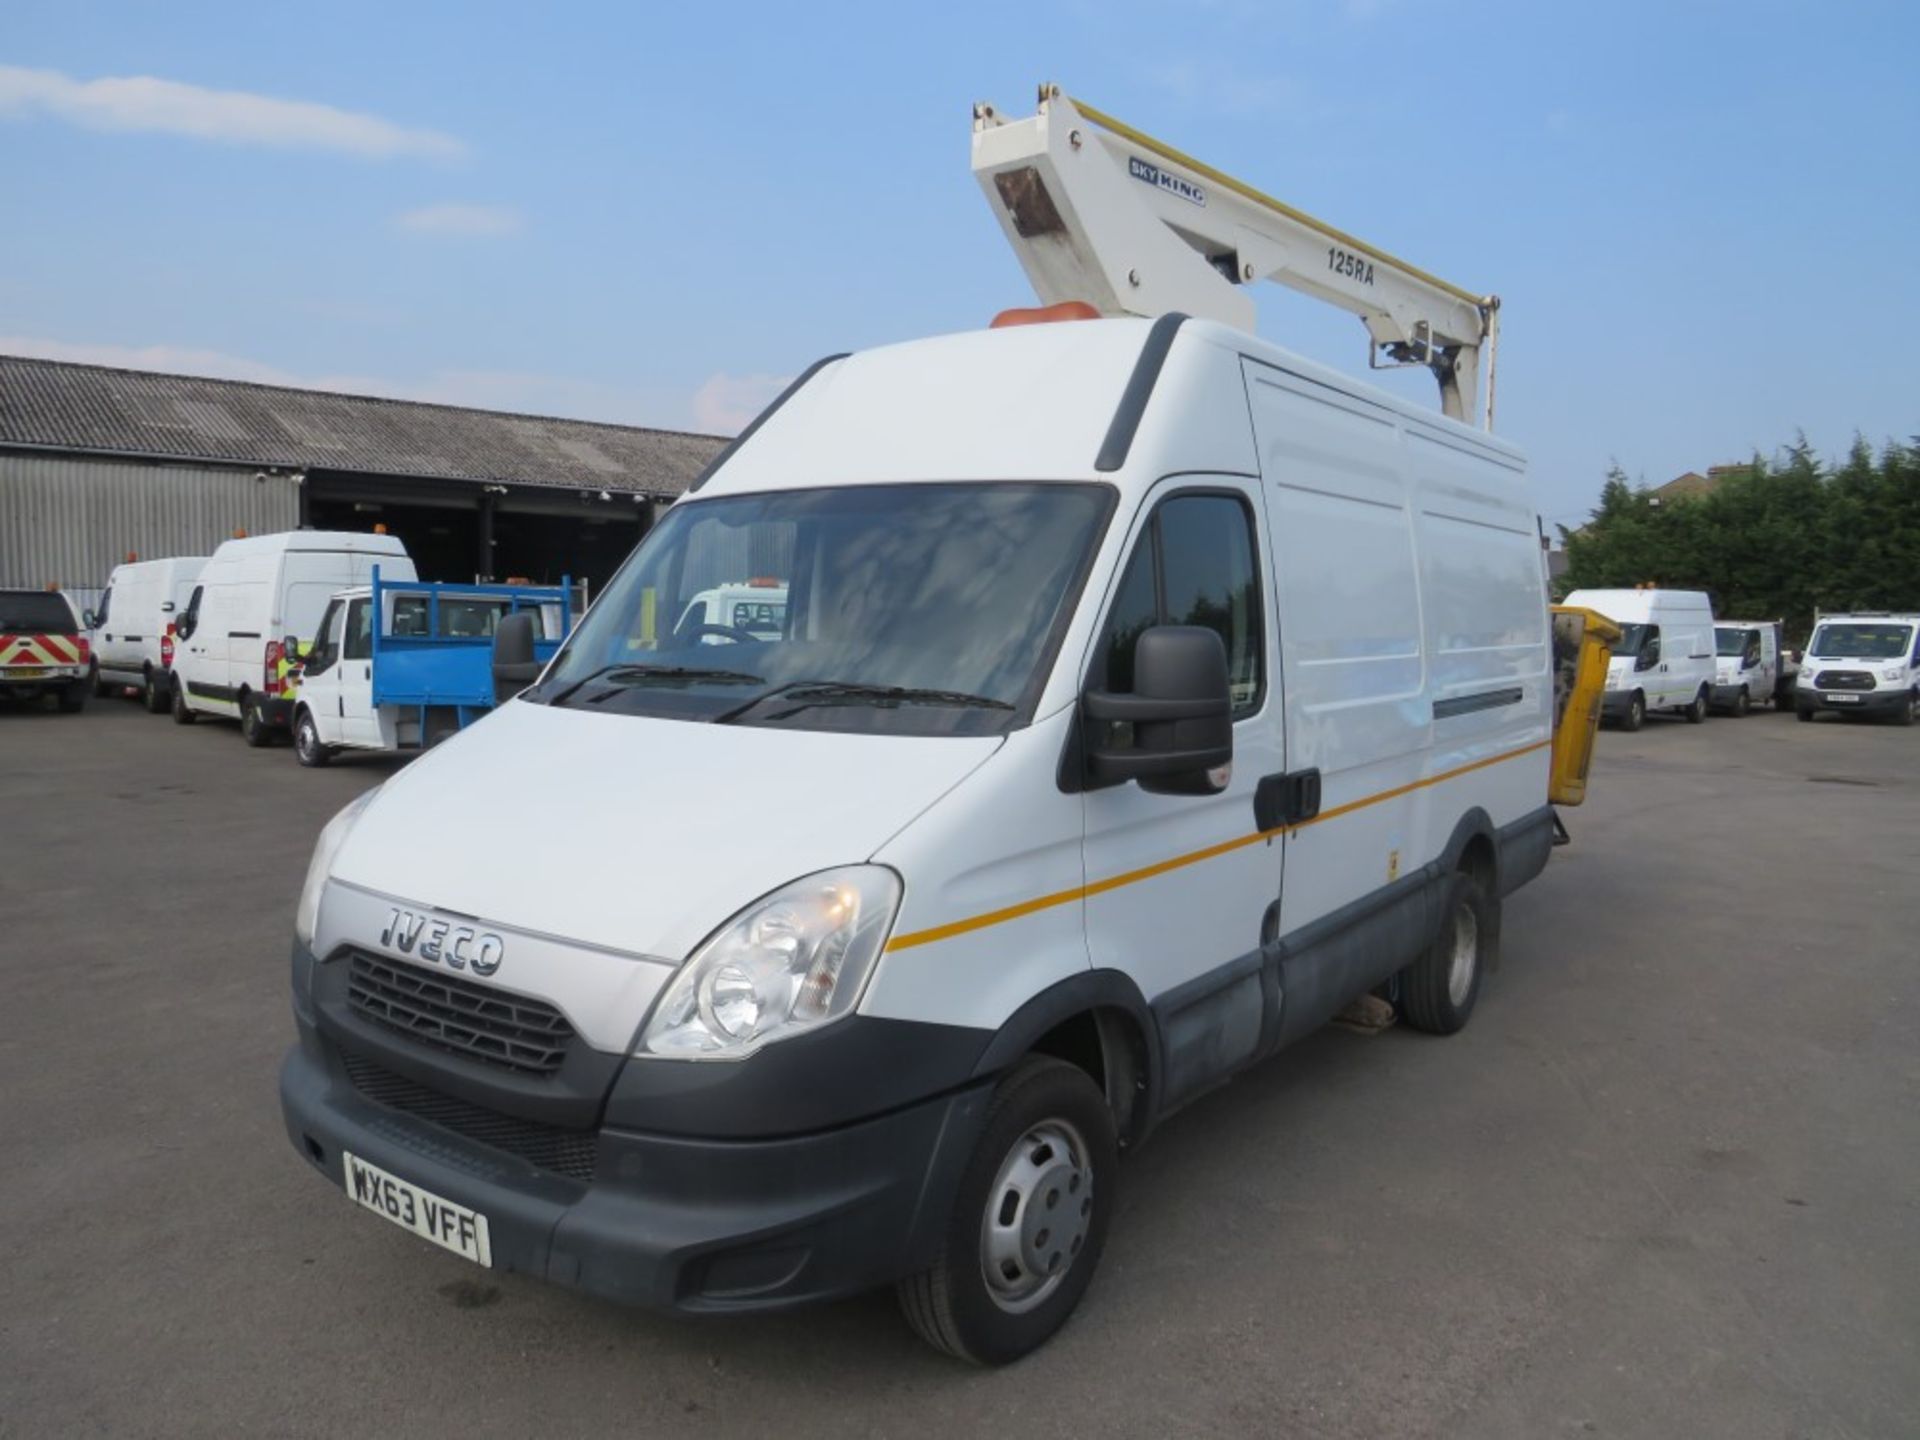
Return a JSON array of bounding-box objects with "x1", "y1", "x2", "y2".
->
[
  {"x1": 279, "y1": 1015, "x2": 988, "y2": 1313},
  {"x1": 1797, "y1": 687, "x2": 1908, "y2": 716}
]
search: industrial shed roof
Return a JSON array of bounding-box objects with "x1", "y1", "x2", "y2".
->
[{"x1": 0, "y1": 354, "x2": 726, "y2": 496}]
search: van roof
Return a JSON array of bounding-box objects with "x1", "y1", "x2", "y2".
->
[
  {"x1": 207, "y1": 530, "x2": 408, "y2": 560},
  {"x1": 701, "y1": 317, "x2": 1523, "y2": 498}
]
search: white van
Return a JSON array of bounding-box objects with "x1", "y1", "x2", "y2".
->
[
  {"x1": 85, "y1": 556, "x2": 207, "y2": 712},
  {"x1": 279, "y1": 316, "x2": 1557, "y2": 1363},
  {"x1": 1563, "y1": 588, "x2": 1716, "y2": 730},
  {"x1": 172, "y1": 532, "x2": 416, "y2": 743},
  {"x1": 1711, "y1": 618, "x2": 1783, "y2": 716},
  {"x1": 1795, "y1": 613, "x2": 1920, "y2": 725},
  {"x1": 676, "y1": 580, "x2": 789, "y2": 642}
]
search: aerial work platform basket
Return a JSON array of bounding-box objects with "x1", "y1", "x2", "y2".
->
[{"x1": 1549, "y1": 605, "x2": 1622, "y2": 807}]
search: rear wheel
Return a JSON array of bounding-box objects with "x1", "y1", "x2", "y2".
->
[
  {"x1": 241, "y1": 693, "x2": 273, "y2": 747},
  {"x1": 170, "y1": 677, "x2": 196, "y2": 725},
  {"x1": 294, "y1": 709, "x2": 333, "y2": 767},
  {"x1": 90, "y1": 662, "x2": 113, "y2": 699},
  {"x1": 143, "y1": 668, "x2": 169, "y2": 714},
  {"x1": 1400, "y1": 870, "x2": 1495, "y2": 1035},
  {"x1": 897, "y1": 1058, "x2": 1116, "y2": 1365},
  {"x1": 1684, "y1": 687, "x2": 1708, "y2": 724},
  {"x1": 1622, "y1": 692, "x2": 1645, "y2": 732},
  {"x1": 58, "y1": 680, "x2": 88, "y2": 714}
]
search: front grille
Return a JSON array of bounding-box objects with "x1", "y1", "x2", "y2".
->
[
  {"x1": 1814, "y1": 669, "x2": 1876, "y2": 691},
  {"x1": 341, "y1": 1049, "x2": 599, "y2": 1181},
  {"x1": 347, "y1": 951, "x2": 573, "y2": 1076}
]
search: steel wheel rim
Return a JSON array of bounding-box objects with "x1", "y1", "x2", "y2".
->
[
  {"x1": 979, "y1": 1118, "x2": 1094, "y2": 1314},
  {"x1": 1446, "y1": 903, "x2": 1479, "y2": 1007},
  {"x1": 297, "y1": 718, "x2": 316, "y2": 760}
]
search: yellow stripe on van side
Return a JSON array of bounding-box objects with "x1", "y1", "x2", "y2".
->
[{"x1": 881, "y1": 739, "x2": 1551, "y2": 953}]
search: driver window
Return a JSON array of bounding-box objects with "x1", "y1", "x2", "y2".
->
[
  {"x1": 343, "y1": 599, "x2": 373, "y2": 661},
  {"x1": 304, "y1": 600, "x2": 344, "y2": 675},
  {"x1": 1641, "y1": 625, "x2": 1662, "y2": 664},
  {"x1": 179, "y1": 586, "x2": 203, "y2": 638}
]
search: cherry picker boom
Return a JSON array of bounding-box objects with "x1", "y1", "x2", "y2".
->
[{"x1": 971, "y1": 85, "x2": 1501, "y2": 429}]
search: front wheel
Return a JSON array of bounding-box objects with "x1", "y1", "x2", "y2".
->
[
  {"x1": 1399, "y1": 870, "x2": 1496, "y2": 1035},
  {"x1": 170, "y1": 677, "x2": 196, "y2": 725},
  {"x1": 90, "y1": 662, "x2": 113, "y2": 699},
  {"x1": 143, "y1": 669, "x2": 169, "y2": 714},
  {"x1": 294, "y1": 709, "x2": 333, "y2": 767},
  {"x1": 1796, "y1": 706, "x2": 1814, "y2": 723},
  {"x1": 1684, "y1": 687, "x2": 1708, "y2": 724},
  {"x1": 1894, "y1": 691, "x2": 1917, "y2": 728},
  {"x1": 1622, "y1": 692, "x2": 1646, "y2": 732},
  {"x1": 1731, "y1": 688, "x2": 1751, "y2": 717},
  {"x1": 897, "y1": 1058, "x2": 1116, "y2": 1365}
]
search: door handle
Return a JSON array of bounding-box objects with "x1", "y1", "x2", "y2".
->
[{"x1": 1255, "y1": 769, "x2": 1321, "y2": 831}]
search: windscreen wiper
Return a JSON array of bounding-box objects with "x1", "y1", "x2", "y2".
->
[
  {"x1": 543, "y1": 663, "x2": 763, "y2": 708},
  {"x1": 710, "y1": 680, "x2": 1014, "y2": 725}
]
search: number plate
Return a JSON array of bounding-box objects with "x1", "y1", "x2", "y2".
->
[
  {"x1": 5, "y1": 667, "x2": 48, "y2": 680},
  {"x1": 1825, "y1": 693, "x2": 1860, "y2": 704},
  {"x1": 342, "y1": 1151, "x2": 492, "y2": 1266}
]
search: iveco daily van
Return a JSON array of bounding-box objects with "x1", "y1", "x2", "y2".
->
[
  {"x1": 1564, "y1": 588, "x2": 1716, "y2": 730},
  {"x1": 172, "y1": 531, "x2": 416, "y2": 743},
  {"x1": 1795, "y1": 613, "x2": 1920, "y2": 724},
  {"x1": 86, "y1": 555, "x2": 206, "y2": 711},
  {"x1": 280, "y1": 315, "x2": 1558, "y2": 1363}
]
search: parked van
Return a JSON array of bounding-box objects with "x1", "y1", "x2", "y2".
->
[
  {"x1": 279, "y1": 316, "x2": 1557, "y2": 1363},
  {"x1": 1563, "y1": 588, "x2": 1716, "y2": 730},
  {"x1": 172, "y1": 532, "x2": 416, "y2": 743},
  {"x1": 676, "y1": 579, "x2": 790, "y2": 642},
  {"x1": 1711, "y1": 618, "x2": 1785, "y2": 715},
  {"x1": 86, "y1": 556, "x2": 207, "y2": 712},
  {"x1": 1, "y1": 589, "x2": 90, "y2": 712},
  {"x1": 1795, "y1": 613, "x2": 1920, "y2": 725}
]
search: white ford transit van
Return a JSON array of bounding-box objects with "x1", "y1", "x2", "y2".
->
[
  {"x1": 86, "y1": 556, "x2": 207, "y2": 712},
  {"x1": 173, "y1": 531, "x2": 416, "y2": 743},
  {"x1": 1564, "y1": 588, "x2": 1716, "y2": 730},
  {"x1": 280, "y1": 316, "x2": 1557, "y2": 1363},
  {"x1": 1795, "y1": 613, "x2": 1920, "y2": 724},
  {"x1": 1711, "y1": 618, "x2": 1784, "y2": 715}
]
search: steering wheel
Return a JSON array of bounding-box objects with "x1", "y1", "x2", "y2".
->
[{"x1": 682, "y1": 622, "x2": 761, "y2": 644}]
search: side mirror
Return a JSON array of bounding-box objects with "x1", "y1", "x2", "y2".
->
[
  {"x1": 82, "y1": 609, "x2": 97, "y2": 629},
  {"x1": 492, "y1": 611, "x2": 541, "y2": 703},
  {"x1": 282, "y1": 635, "x2": 300, "y2": 667},
  {"x1": 176, "y1": 616, "x2": 195, "y2": 641},
  {"x1": 1084, "y1": 626, "x2": 1233, "y2": 788}
]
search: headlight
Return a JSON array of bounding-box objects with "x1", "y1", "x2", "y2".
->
[
  {"x1": 639, "y1": 866, "x2": 902, "y2": 1060},
  {"x1": 294, "y1": 789, "x2": 378, "y2": 946},
  {"x1": 1882, "y1": 667, "x2": 1904, "y2": 682}
]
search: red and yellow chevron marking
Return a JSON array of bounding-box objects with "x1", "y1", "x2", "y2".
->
[{"x1": 0, "y1": 632, "x2": 88, "y2": 668}]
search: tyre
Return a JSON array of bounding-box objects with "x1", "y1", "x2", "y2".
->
[
  {"x1": 90, "y1": 662, "x2": 113, "y2": 699},
  {"x1": 1684, "y1": 687, "x2": 1708, "y2": 724},
  {"x1": 143, "y1": 668, "x2": 169, "y2": 714},
  {"x1": 1622, "y1": 691, "x2": 1645, "y2": 732},
  {"x1": 897, "y1": 1057, "x2": 1116, "y2": 1365},
  {"x1": 1894, "y1": 691, "x2": 1917, "y2": 728},
  {"x1": 170, "y1": 677, "x2": 196, "y2": 724},
  {"x1": 294, "y1": 709, "x2": 333, "y2": 767},
  {"x1": 1796, "y1": 707, "x2": 1813, "y2": 722},
  {"x1": 58, "y1": 680, "x2": 89, "y2": 714},
  {"x1": 1731, "y1": 688, "x2": 1750, "y2": 717},
  {"x1": 241, "y1": 693, "x2": 273, "y2": 747},
  {"x1": 1400, "y1": 870, "x2": 1495, "y2": 1035}
]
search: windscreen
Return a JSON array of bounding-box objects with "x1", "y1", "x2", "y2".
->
[
  {"x1": 0, "y1": 593, "x2": 77, "y2": 632},
  {"x1": 1808, "y1": 623, "x2": 1913, "y2": 660},
  {"x1": 1716, "y1": 627, "x2": 1759, "y2": 657},
  {"x1": 539, "y1": 482, "x2": 1113, "y2": 736}
]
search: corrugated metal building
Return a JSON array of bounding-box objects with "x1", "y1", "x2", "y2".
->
[{"x1": 0, "y1": 355, "x2": 727, "y2": 608}]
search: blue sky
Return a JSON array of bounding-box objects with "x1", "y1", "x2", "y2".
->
[{"x1": 2, "y1": 0, "x2": 1914, "y2": 530}]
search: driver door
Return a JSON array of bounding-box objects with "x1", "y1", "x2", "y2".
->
[
  {"x1": 1080, "y1": 481, "x2": 1285, "y2": 1104},
  {"x1": 298, "y1": 600, "x2": 347, "y2": 743},
  {"x1": 340, "y1": 597, "x2": 377, "y2": 746}
]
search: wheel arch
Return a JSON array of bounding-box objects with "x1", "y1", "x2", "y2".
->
[{"x1": 972, "y1": 970, "x2": 1159, "y2": 1148}]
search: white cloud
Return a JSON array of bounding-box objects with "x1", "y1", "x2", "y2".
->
[
  {"x1": 692, "y1": 372, "x2": 790, "y2": 433},
  {"x1": 394, "y1": 203, "x2": 522, "y2": 237},
  {"x1": 0, "y1": 63, "x2": 462, "y2": 159}
]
